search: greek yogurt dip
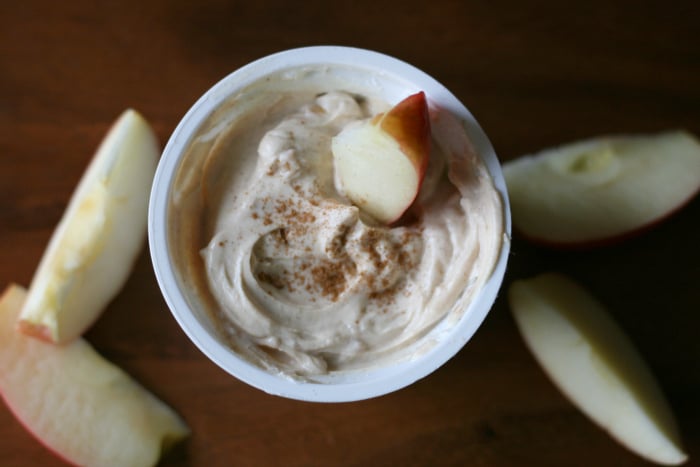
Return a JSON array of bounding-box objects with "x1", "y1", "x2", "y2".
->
[{"x1": 168, "y1": 66, "x2": 505, "y2": 380}]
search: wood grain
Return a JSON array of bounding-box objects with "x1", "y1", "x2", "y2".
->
[{"x1": 1, "y1": 1, "x2": 699, "y2": 465}]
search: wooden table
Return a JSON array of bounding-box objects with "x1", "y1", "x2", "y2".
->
[{"x1": 2, "y1": 1, "x2": 699, "y2": 465}]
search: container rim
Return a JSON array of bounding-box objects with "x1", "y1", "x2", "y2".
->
[{"x1": 148, "y1": 46, "x2": 511, "y2": 402}]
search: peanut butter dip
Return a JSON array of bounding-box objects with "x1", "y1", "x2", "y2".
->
[{"x1": 169, "y1": 67, "x2": 504, "y2": 380}]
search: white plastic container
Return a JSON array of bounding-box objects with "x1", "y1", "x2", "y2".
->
[{"x1": 149, "y1": 46, "x2": 511, "y2": 402}]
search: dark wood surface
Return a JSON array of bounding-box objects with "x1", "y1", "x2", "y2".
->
[{"x1": 2, "y1": 1, "x2": 699, "y2": 466}]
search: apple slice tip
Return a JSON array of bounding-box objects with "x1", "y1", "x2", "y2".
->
[{"x1": 16, "y1": 319, "x2": 53, "y2": 343}]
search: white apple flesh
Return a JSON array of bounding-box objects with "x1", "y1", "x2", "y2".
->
[
  {"x1": 332, "y1": 91, "x2": 431, "y2": 224},
  {"x1": 0, "y1": 284, "x2": 189, "y2": 467},
  {"x1": 19, "y1": 109, "x2": 159, "y2": 343},
  {"x1": 503, "y1": 131, "x2": 700, "y2": 247},
  {"x1": 509, "y1": 273, "x2": 687, "y2": 465}
]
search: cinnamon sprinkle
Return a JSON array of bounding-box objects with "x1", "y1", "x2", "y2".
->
[
  {"x1": 309, "y1": 259, "x2": 356, "y2": 301},
  {"x1": 251, "y1": 183, "x2": 421, "y2": 303}
]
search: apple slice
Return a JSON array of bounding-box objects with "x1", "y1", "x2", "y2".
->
[
  {"x1": 503, "y1": 131, "x2": 700, "y2": 247},
  {"x1": 332, "y1": 91, "x2": 431, "y2": 224},
  {"x1": 0, "y1": 284, "x2": 189, "y2": 467},
  {"x1": 509, "y1": 273, "x2": 687, "y2": 465},
  {"x1": 19, "y1": 109, "x2": 159, "y2": 343}
]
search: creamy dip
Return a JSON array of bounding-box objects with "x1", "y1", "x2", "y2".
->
[{"x1": 169, "y1": 68, "x2": 504, "y2": 380}]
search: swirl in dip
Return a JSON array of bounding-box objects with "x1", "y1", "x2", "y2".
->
[{"x1": 169, "y1": 66, "x2": 505, "y2": 380}]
